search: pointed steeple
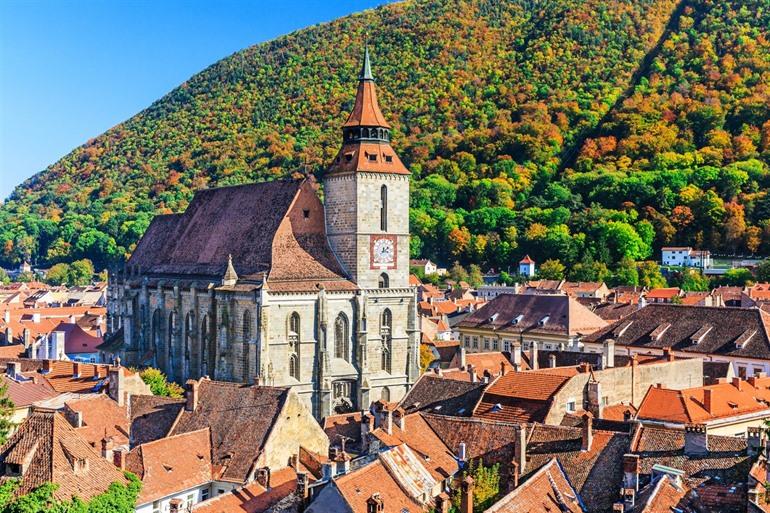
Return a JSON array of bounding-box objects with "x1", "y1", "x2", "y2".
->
[
  {"x1": 343, "y1": 47, "x2": 391, "y2": 130},
  {"x1": 222, "y1": 254, "x2": 238, "y2": 286},
  {"x1": 326, "y1": 47, "x2": 408, "y2": 176},
  {"x1": 359, "y1": 46, "x2": 373, "y2": 81}
]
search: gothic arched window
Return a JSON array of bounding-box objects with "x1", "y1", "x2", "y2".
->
[
  {"x1": 380, "y1": 185, "x2": 388, "y2": 231},
  {"x1": 151, "y1": 308, "x2": 162, "y2": 356},
  {"x1": 378, "y1": 273, "x2": 389, "y2": 289},
  {"x1": 184, "y1": 312, "x2": 193, "y2": 379},
  {"x1": 243, "y1": 310, "x2": 252, "y2": 342},
  {"x1": 289, "y1": 354, "x2": 299, "y2": 380},
  {"x1": 334, "y1": 313, "x2": 349, "y2": 361},
  {"x1": 381, "y1": 309, "x2": 392, "y2": 373},
  {"x1": 288, "y1": 312, "x2": 300, "y2": 380},
  {"x1": 381, "y1": 386, "x2": 391, "y2": 402},
  {"x1": 200, "y1": 315, "x2": 209, "y2": 377}
]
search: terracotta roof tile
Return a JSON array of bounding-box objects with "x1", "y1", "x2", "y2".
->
[
  {"x1": 486, "y1": 458, "x2": 584, "y2": 513},
  {"x1": 64, "y1": 395, "x2": 129, "y2": 449},
  {"x1": 398, "y1": 374, "x2": 486, "y2": 416},
  {"x1": 130, "y1": 395, "x2": 185, "y2": 446},
  {"x1": 169, "y1": 380, "x2": 289, "y2": 483},
  {"x1": 127, "y1": 428, "x2": 212, "y2": 505},
  {"x1": 192, "y1": 467, "x2": 298, "y2": 513},
  {"x1": 0, "y1": 411, "x2": 128, "y2": 501}
]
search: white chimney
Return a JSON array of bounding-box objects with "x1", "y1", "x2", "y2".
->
[{"x1": 32, "y1": 313, "x2": 40, "y2": 324}]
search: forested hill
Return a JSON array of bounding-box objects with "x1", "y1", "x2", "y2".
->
[{"x1": 1, "y1": 0, "x2": 768, "y2": 277}]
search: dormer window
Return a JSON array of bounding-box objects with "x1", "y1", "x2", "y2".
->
[
  {"x1": 303, "y1": 209, "x2": 310, "y2": 219},
  {"x1": 345, "y1": 153, "x2": 353, "y2": 162},
  {"x1": 538, "y1": 315, "x2": 550, "y2": 327},
  {"x1": 367, "y1": 153, "x2": 377, "y2": 162},
  {"x1": 511, "y1": 314, "x2": 524, "y2": 325},
  {"x1": 384, "y1": 155, "x2": 393, "y2": 163}
]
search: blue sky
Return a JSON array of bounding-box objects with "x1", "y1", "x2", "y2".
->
[{"x1": 0, "y1": 0, "x2": 388, "y2": 200}]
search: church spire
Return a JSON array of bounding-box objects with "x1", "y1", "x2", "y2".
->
[
  {"x1": 222, "y1": 254, "x2": 238, "y2": 286},
  {"x1": 343, "y1": 48, "x2": 391, "y2": 131},
  {"x1": 359, "y1": 46, "x2": 373, "y2": 81},
  {"x1": 325, "y1": 47, "x2": 408, "y2": 176}
]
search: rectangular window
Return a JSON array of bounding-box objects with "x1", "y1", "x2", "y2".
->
[
  {"x1": 503, "y1": 340, "x2": 511, "y2": 352},
  {"x1": 483, "y1": 338, "x2": 490, "y2": 350},
  {"x1": 152, "y1": 501, "x2": 160, "y2": 513},
  {"x1": 472, "y1": 337, "x2": 479, "y2": 349},
  {"x1": 492, "y1": 338, "x2": 499, "y2": 351},
  {"x1": 738, "y1": 366, "x2": 748, "y2": 379},
  {"x1": 464, "y1": 336, "x2": 470, "y2": 348},
  {"x1": 217, "y1": 489, "x2": 225, "y2": 496},
  {"x1": 602, "y1": 396, "x2": 609, "y2": 406},
  {"x1": 566, "y1": 400, "x2": 576, "y2": 413},
  {"x1": 187, "y1": 494, "x2": 194, "y2": 507},
  {"x1": 201, "y1": 489, "x2": 210, "y2": 501}
]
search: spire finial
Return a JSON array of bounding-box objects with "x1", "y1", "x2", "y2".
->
[
  {"x1": 222, "y1": 253, "x2": 238, "y2": 286},
  {"x1": 359, "y1": 43, "x2": 373, "y2": 81}
]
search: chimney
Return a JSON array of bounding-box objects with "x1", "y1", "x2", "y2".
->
[
  {"x1": 31, "y1": 313, "x2": 40, "y2": 323},
  {"x1": 587, "y1": 380, "x2": 602, "y2": 418},
  {"x1": 684, "y1": 423, "x2": 708, "y2": 456},
  {"x1": 366, "y1": 493, "x2": 384, "y2": 513},
  {"x1": 109, "y1": 366, "x2": 127, "y2": 407},
  {"x1": 68, "y1": 314, "x2": 76, "y2": 323},
  {"x1": 622, "y1": 488, "x2": 636, "y2": 509},
  {"x1": 73, "y1": 362, "x2": 81, "y2": 378},
  {"x1": 549, "y1": 354, "x2": 557, "y2": 368},
  {"x1": 581, "y1": 412, "x2": 593, "y2": 451},
  {"x1": 459, "y1": 347, "x2": 467, "y2": 368},
  {"x1": 748, "y1": 426, "x2": 764, "y2": 456},
  {"x1": 73, "y1": 410, "x2": 83, "y2": 428},
  {"x1": 43, "y1": 359, "x2": 53, "y2": 373},
  {"x1": 113, "y1": 448, "x2": 126, "y2": 470},
  {"x1": 3, "y1": 310, "x2": 9, "y2": 324},
  {"x1": 512, "y1": 340, "x2": 522, "y2": 368},
  {"x1": 321, "y1": 462, "x2": 334, "y2": 480},
  {"x1": 297, "y1": 471, "x2": 309, "y2": 507},
  {"x1": 602, "y1": 339, "x2": 615, "y2": 368},
  {"x1": 101, "y1": 437, "x2": 115, "y2": 460},
  {"x1": 612, "y1": 503, "x2": 625, "y2": 513},
  {"x1": 732, "y1": 377, "x2": 745, "y2": 391},
  {"x1": 509, "y1": 460, "x2": 520, "y2": 490},
  {"x1": 467, "y1": 364, "x2": 477, "y2": 383},
  {"x1": 394, "y1": 408, "x2": 406, "y2": 432},
  {"x1": 435, "y1": 492, "x2": 451, "y2": 513},
  {"x1": 361, "y1": 413, "x2": 374, "y2": 452},
  {"x1": 500, "y1": 360, "x2": 507, "y2": 377},
  {"x1": 186, "y1": 379, "x2": 199, "y2": 412},
  {"x1": 623, "y1": 454, "x2": 640, "y2": 490},
  {"x1": 703, "y1": 388, "x2": 713, "y2": 413},
  {"x1": 457, "y1": 442, "x2": 467, "y2": 462},
  {"x1": 529, "y1": 341, "x2": 539, "y2": 370},
  {"x1": 6, "y1": 362, "x2": 19, "y2": 380},
  {"x1": 460, "y1": 476, "x2": 474, "y2": 513},
  {"x1": 514, "y1": 424, "x2": 527, "y2": 473},
  {"x1": 256, "y1": 467, "x2": 271, "y2": 489},
  {"x1": 22, "y1": 329, "x2": 30, "y2": 348},
  {"x1": 51, "y1": 331, "x2": 65, "y2": 359}
]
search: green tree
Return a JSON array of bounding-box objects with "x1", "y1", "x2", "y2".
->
[
  {"x1": 537, "y1": 259, "x2": 566, "y2": 280},
  {"x1": 46, "y1": 263, "x2": 71, "y2": 286},
  {"x1": 721, "y1": 268, "x2": 754, "y2": 287},
  {"x1": 638, "y1": 261, "x2": 667, "y2": 289},
  {"x1": 450, "y1": 461, "x2": 501, "y2": 513},
  {"x1": 449, "y1": 262, "x2": 469, "y2": 283},
  {"x1": 0, "y1": 269, "x2": 8, "y2": 285},
  {"x1": 680, "y1": 269, "x2": 710, "y2": 291},
  {"x1": 139, "y1": 368, "x2": 184, "y2": 398},
  {"x1": 68, "y1": 259, "x2": 94, "y2": 286},
  {"x1": 0, "y1": 383, "x2": 14, "y2": 444},
  {"x1": 755, "y1": 259, "x2": 770, "y2": 283},
  {"x1": 611, "y1": 258, "x2": 639, "y2": 286},
  {"x1": 468, "y1": 264, "x2": 484, "y2": 287}
]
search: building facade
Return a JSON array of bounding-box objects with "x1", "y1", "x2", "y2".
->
[{"x1": 107, "y1": 49, "x2": 419, "y2": 419}]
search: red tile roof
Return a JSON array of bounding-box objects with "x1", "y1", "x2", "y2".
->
[
  {"x1": 0, "y1": 374, "x2": 57, "y2": 407},
  {"x1": 636, "y1": 377, "x2": 770, "y2": 424},
  {"x1": 0, "y1": 410, "x2": 128, "y2": 501},
  {"x1": 127, "y1": 428, "x2": 212, "y2": 505},
  {"x1": 646, "y1": 287, "x2": 681, "y2": 299},
  {"x1": 485, "y1": 458, "x2": 584, "y2": 513},
  {"x1": 192, "y1": 467, "x2": 298, "y2": 513},
  {"x1": 64, "y1": 395, "x2": 129, "y2": 449}
]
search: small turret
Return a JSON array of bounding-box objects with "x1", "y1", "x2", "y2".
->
[{"x1": 222, "y1": 254, "x2": 238, "y2": 286}]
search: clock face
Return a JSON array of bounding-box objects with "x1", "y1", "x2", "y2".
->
[{"x1": 370, "y1": 236, "x2": 397, "y2": 269}]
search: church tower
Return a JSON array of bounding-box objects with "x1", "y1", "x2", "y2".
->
[{"x1": 325, "y1": 49, "x2": 410, "y2": 290}]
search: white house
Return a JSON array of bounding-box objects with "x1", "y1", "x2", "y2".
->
[
  {"x1": 519, "y1": 255, "x2": 536, "y2": 277},
  {"x1": 661, "y1": 247, "x2": 712, "y2": 268}
]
